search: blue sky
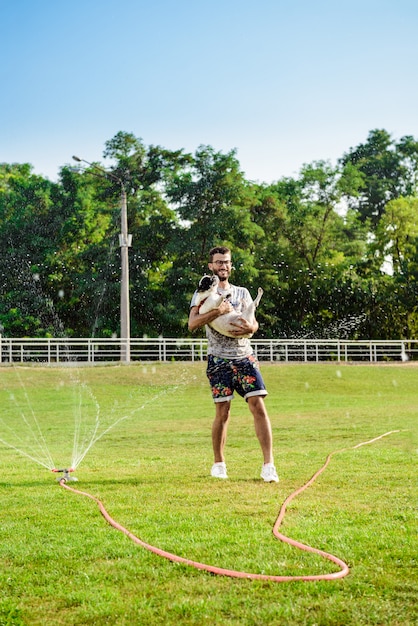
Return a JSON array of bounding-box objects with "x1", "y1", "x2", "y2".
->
[{"x1": 1, "y1": 0, "x2": 418, "y2": 184}]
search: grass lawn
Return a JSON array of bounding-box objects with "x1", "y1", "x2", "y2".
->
[{"x1": 0, "y1": 362, "x2": 417, "y2": 625}]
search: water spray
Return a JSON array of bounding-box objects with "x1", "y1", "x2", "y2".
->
[
  {"x1": 1, "y1": 363, "x2": 184, "y2": 480},
  {"x1": 52, "y1": 468, "x2": 78, "y2": 482}
]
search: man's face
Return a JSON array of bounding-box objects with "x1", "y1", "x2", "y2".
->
[{"x1": 209, "y1": 253, "x2": 232, "y2": 281}]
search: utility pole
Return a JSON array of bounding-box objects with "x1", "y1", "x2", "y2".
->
[{"x1": 72, "y1": 156, "x2": 132, "y2": 362}]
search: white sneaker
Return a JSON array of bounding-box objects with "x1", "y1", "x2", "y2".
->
[
  {"x1": 211, "y1": 462, "x2": 228, "y2": 479},
  {"x1": 261, "y1": 463, "x2": 279, "y2": 483}
]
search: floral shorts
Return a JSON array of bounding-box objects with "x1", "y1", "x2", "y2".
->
[{"x1": 206, "y1": 354, "x2": 268, "y2": 402}]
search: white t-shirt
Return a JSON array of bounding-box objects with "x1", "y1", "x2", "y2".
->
[{"x1": 190, "y1": 283, "x2": 254, "y2": 359}]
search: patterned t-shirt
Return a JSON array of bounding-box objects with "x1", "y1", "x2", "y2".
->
[{"x1": 190, "y1": 283, "x2": 254, "y2": 359}]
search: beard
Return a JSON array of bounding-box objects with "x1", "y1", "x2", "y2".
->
[{"x1": 212, "y1": 268, "x2": 230, "y2": 280}]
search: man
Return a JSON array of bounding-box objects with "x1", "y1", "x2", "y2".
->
[{"x1": 188, "y1": 245, "x2": 279, "y2": 482}]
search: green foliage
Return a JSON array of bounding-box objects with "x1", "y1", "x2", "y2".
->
[
  {"x1": 1, "y1": 128, "x2": 418, "y2": 339},
  {"x1": 341, "y1": 129, "x2": 418, "y2": 227}
]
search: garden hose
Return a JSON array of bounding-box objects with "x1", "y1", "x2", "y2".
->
[{"x1": 60, "y1": 430, "x2": 399, "y2": 583}]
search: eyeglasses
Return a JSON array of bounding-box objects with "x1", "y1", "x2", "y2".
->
[{"x1": 212, "y1": 260, "x2": 232, "y2": 266}]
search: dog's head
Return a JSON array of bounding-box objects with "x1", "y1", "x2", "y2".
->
[{"x1": 197, "y1": 274, "x2": 219, "y2": 293}]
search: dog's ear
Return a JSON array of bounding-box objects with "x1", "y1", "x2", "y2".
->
[{"x1": 197, "y1": 275, "x2": 212, "y2": 292}]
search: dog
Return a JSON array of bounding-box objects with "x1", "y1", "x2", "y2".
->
[{"x1": 194, "y1": 274, "x2": 263, "y2": 338}]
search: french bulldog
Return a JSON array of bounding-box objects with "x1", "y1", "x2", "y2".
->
[{"x1": 194, "y1": 274, "x2": 263, "y2": 338}]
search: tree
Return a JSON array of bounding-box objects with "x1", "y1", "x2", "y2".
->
[
  {"x1": 1, "y1": 129, "x2": 418, "y2": 341},
  {"x1": 101, "y1": 131, "x2": 191, "y2": 336},
  {"x1": 46, "y1": 165, "x2": 118, "y2": 336},
  {"x1": 163, "y1": 145, "x2": 265, "y2": 335},
  {"x1": 369, "y1": 196, "x2": 418, "y2": 338},
  {"x1": 0, "y1": 163, "x2": 64, "y2": 336},
  {"x1": 103, "y1": 131, "x2": 191, "y2": 193},
  {"x1": 375, "y1": 196, "x2": 418, "y2": 274},
  {"x1": 341, "y1": 129, "x2": 418, "y2": 228}
]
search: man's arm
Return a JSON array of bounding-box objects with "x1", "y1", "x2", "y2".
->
[{"x1": 188, "y1": 300, "x2": 233, "y2": 332}]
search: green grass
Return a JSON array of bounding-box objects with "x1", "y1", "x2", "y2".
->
[{"x1": 0, "y1": 362, "x2": 417, "y2": 625}]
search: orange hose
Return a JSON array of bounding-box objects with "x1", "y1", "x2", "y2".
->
[{"x1": 60, "y1": 430, "x2": 399, "y2": 583}]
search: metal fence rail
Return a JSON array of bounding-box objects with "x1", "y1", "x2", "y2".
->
[{"x1": 1, "y1": 336, "x2": 417, "y2": 364}]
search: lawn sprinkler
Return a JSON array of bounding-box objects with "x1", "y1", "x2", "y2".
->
[{"x1": 52, "y1": 468, "x2": 78, "y2": 483}]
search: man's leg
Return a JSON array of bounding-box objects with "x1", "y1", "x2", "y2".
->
[
  {"x1": 247, "y1": 396, "x2": 274, "y2": 464},
  {"x1": 212, "y1": 400, "x2": 231, "y2": 463}
]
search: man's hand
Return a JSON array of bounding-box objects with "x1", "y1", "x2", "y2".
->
[
  {"x1": 217, "y1": 299, "x2": 234, "y2": 316},
  {"x1": 188, "y1": 299, "x2": 233, "y2": 332},
  {"x1": 228, "y1": 317, "x2": 256, "y2": 336}
]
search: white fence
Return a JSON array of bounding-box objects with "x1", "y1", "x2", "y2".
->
[{"x1": 0, "y1": 336, "x2": 417, "y2": 364}]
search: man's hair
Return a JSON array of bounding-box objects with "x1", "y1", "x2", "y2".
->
[{"x1": 209, "y1": 246, "x2": 231, "y2": 261}]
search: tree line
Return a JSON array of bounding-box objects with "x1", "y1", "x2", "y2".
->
[{"x1": 1, "y1": 128, "x2": 418, "y2": 340}]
